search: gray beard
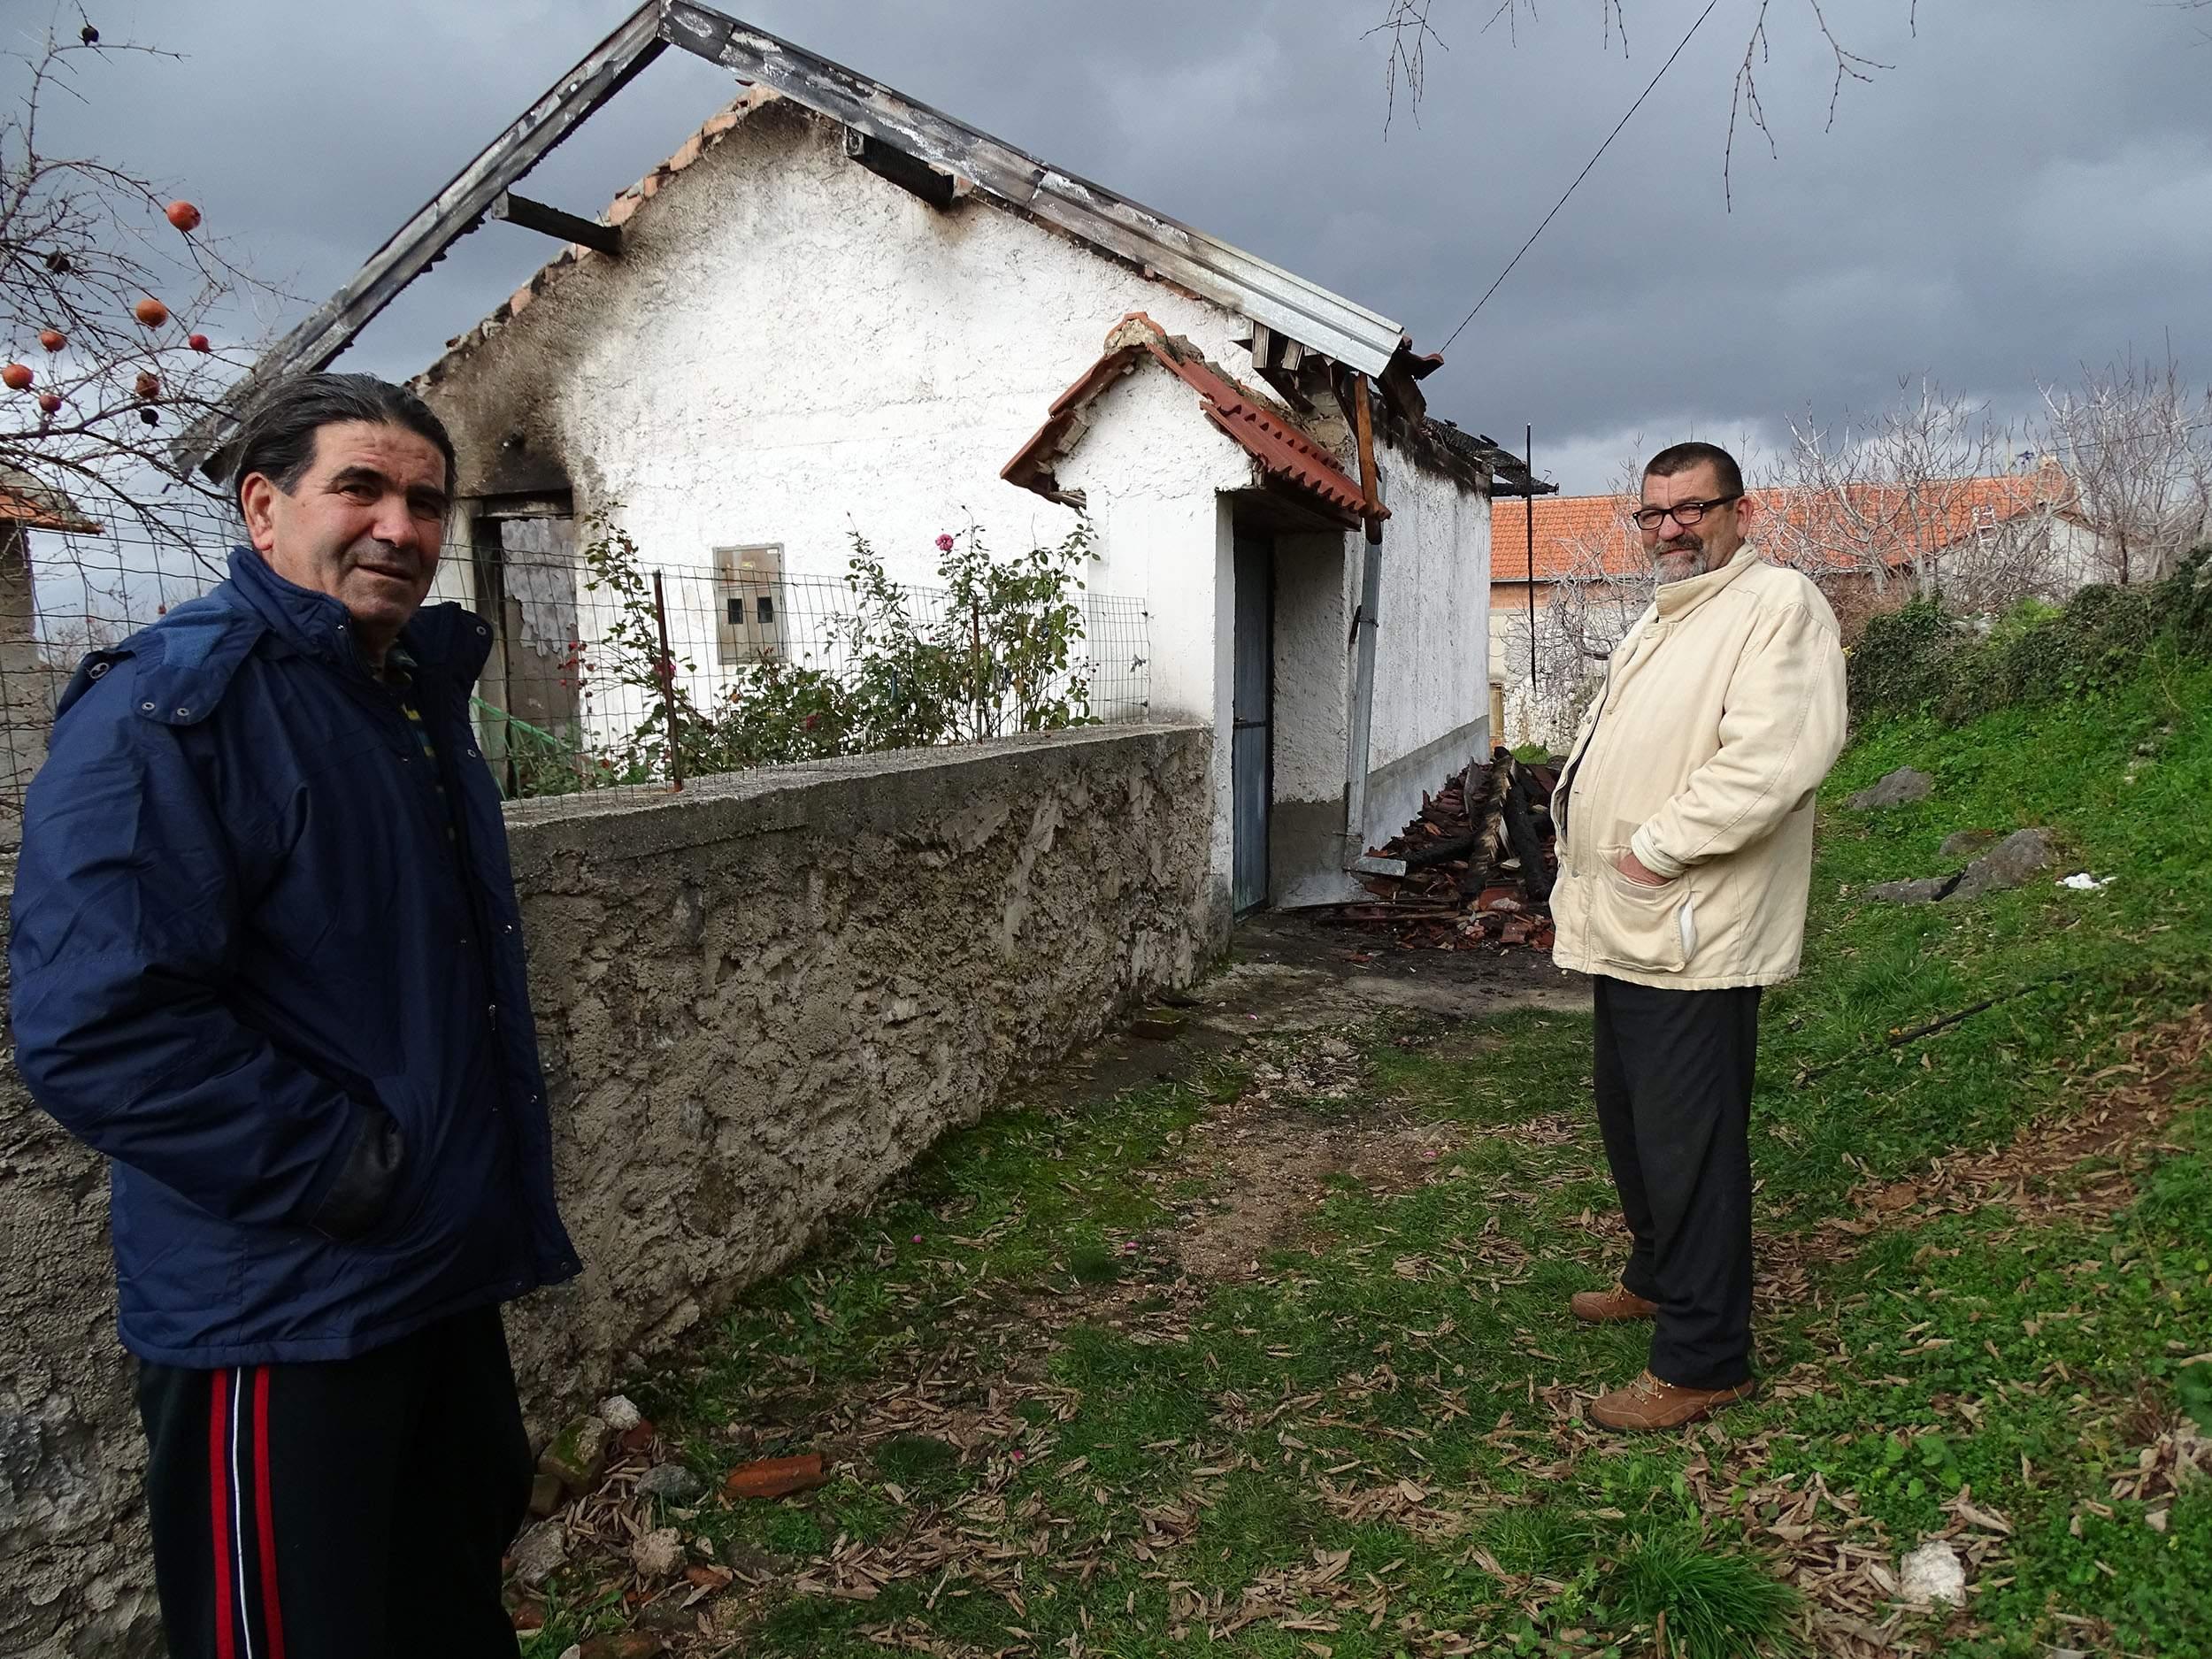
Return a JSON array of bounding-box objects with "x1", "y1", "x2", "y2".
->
[{"x1": 1654, "y1": 547, "x2": 1714, "y2": 586}]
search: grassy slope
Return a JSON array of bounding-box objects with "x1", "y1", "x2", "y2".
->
[{"x1": 528, "y1": 647, "x2": 2212, "y2": 1659}]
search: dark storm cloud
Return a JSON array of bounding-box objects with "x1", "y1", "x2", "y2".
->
[{"x1": 24, "y1": 0, "x2": 2211, "y2": 488}]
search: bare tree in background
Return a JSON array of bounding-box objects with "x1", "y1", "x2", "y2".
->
[
  {"x1": 1374, "y1": 0, "x2": 1907, "y2": 196},
  {"x1": 2039, "y1": 350, "x2": 2212, "y2": 588},
  {"x1": 1765, "y1": 378, "x2": 2032, "y2": 601},
  {"x1": 2, "y1": 18, "x2": 286, "y2": 551}
]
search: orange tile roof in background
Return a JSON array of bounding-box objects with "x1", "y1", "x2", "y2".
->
[{"x1": 1492, "y1": 467, "x2": 2073, "y2": 584}]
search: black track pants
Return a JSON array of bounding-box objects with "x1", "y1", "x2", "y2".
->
[
  {"x1": 1590, "y1": 975, "x2": 1763, "y2": 1391},
  {"x1": 134, "y1": 1304, "x2": 533, "y2": 1659}
]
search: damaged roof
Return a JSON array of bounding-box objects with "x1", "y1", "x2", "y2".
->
[
  {"x1": 183, "y1": 2, "x2": 1525, "y2": 472},
  {"x1": 1003, "y1": 313, "x2": 1384, "y2": 528}
]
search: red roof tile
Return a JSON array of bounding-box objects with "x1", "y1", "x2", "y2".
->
[
  {"x1": 1003, "y1": 314, "x2": 1381, "y2": 526},
  {"x1": 1491, "y1": 468, "x2": 2073, "y2": 585},
  {"x1": 0, "y1": 480, "x2": 98, "y2": 534}
]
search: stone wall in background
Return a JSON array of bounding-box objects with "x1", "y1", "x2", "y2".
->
[{"x1": 0, "y1": 723, "x2": 1216, "y2": 1657}]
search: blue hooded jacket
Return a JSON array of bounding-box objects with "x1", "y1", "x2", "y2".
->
[{"x1": 8, "y1": 547, "x2": 580, "y2": 1366}]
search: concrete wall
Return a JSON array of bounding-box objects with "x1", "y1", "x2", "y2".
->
[
  {"x1": 0, "y1": 723, "x2": 1215, "y2": 1658},
  {"x1": 0, "y1": 527, "x2": 56, "y2": 851}
]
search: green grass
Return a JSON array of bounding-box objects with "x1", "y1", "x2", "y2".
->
[{"x1": 523, "y1": 645, "x2": 2212, "y2": 1658}]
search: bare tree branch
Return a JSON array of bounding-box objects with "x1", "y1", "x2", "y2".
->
[
  {"x1": 2039, "y1": 348, "x2": 2212, "y2": 587},
  {"x1": 1375, "y1": 0, "x2": 1901, "y2": 201},
  {"x1": 2, "y1": 16, "x2": 292, "y2": 552}
]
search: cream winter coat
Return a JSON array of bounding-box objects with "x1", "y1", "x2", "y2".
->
[{"x1": 1549, "y1": 544, "x2": 1848, "y2": 990}]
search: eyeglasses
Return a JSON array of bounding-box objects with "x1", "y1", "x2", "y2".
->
[{"x1": 1632, "y1": 494, "x2": 1742, "y2": 532}]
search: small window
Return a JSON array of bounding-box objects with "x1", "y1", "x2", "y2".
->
[{"x1": 714, "y1": 543, "x2": 786, "y2": 666}]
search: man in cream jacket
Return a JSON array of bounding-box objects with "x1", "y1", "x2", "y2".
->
[{"x1": 1549, "y1": 442, "x2": 1847, "y2": 1431}]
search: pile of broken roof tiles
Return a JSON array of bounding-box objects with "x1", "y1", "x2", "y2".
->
[{"x1": 1325, "y1": 749, "x2": 1560, "y2": 951}]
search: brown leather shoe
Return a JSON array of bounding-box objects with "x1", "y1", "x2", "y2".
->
[
  {"x1": 1570, "y1": 1284, "x2": 1659, "y2": 1323},
  {"x1": 1588, "y1": 1371, "x2": 1757, "y2": 1431}
]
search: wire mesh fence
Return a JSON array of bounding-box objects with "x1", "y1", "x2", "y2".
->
[{"x1": 0, "y1": 503, "x2": 1149, "y2": 833}]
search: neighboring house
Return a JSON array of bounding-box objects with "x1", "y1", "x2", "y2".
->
[
  {"x1": 0, "y1": 471, "x2": 98, "y2": 847},
  {"x1": 398, "y1": 22, "x2": 1545, "y2": 923},
  {"x1": 1488, "y1": 465, "x2": 2093, "y2": 745}
]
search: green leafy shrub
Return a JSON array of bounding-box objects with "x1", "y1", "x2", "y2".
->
[
  {"x1": 1850, "y1": 546, "x2": 2212, "y2": 724},
  {"x1": 561, "y1": 506, "x2": 1096, "y2": 790}
]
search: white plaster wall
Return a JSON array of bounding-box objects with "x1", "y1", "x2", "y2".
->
[
  {"x1": 1342, "y1": 442, "x2": 1493, "y2": 849},
  {"x1": 1366, "y1": 443, "x2": 1491, "y2": 778},
  {"x1": 421, "y1": 100, "x2": 1254, "y2": 728},
  {"x1": 1268, "y1": 528, "x2": 1356, "y2": 908},
  {"x1": 1048, "y1": 364, "x2": 1253, "y2": 918},
  {"x1": 1270, "y1": 530, "x2": 1353, "y2": 803}
]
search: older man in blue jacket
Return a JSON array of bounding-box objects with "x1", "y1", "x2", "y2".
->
[{"x1": 10, "y1": 373, "x2": 580, "y2": 1658}]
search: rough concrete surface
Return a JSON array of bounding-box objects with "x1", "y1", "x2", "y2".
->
[{"x1": 0, "y1": 724, "x2": 1212, "y2": 1657}]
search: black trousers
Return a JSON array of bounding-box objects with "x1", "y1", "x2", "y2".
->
[
  {"x1": 135, "y1": 1305, "x2": 533, "y2": 1659},
  {"x1": 1591, "y1": 975, "x2": 1763, "y2": 1391}
]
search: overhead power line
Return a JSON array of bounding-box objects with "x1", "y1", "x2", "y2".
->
[{"x1": 1441, "y1": 0, "x2": 1721, "y2": 352}]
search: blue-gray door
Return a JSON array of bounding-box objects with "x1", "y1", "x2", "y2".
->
[{"x1": 1232, "y1": 535, "x2": 1273, "y2": 915}]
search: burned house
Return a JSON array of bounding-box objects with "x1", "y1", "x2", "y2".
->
[{"x1": 180, "y1": 4, "x2": 1548, "y2": 923}]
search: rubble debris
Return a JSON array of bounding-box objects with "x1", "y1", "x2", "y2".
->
[
  {"x1": 635, "y1": 1462, "x2": 705, "y2": 1504},
  {"x1": 1864, "y1": 827, "x2": 2061, "y2": 907},
  {"x1": 1321, "y1": 748, "x2": 1559, "y2": 952},
  {"x1": 1868, "y1": 876, "x2": 1955, "y2": 907},
  {"x1": 526, "y1": 1471, "x2": 565, "y2": 1517},
  {"x1": 2057, "y1": 872, "x2": 2111, "y2": 892},
  {"x1": 1896, "y1": 1539, "x2": 1966, "y2": 1606},
  {"x1": 1948, "y1": 827, "x2": 2056, "y2": 902},
  {"x1": 599, "y1": 1394, "x2": 643, "y2": 1432},
  {"x1": 509, "y1": 1520, "x2": 568, "y2": 1587},
  {"x1": 1847, "y1": 767, "x2": 1934, "y2": 810},
  {"x1": 538, "y1": 1415, "x2": 613, "y2": 1500},
  {"x1": 631, "y1": 1526, "x2": 686, "y2": 1579}
]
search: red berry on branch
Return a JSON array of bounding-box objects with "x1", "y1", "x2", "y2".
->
[
  {"x1": 38, "y1": 329, "x2": 65, "y2": 352},
  {"x1": 165, "y1": 201, "x2": 203, "y2": 234},
  {"x1": 2, "y1": 364, "x2": 33, "y2": 391},
  {"x1": 188, "y1": 333, "x2": 211, "y2": 353},
  {"x1": 38, "y1": 392, "x2": 63, "y2": 415},
  {"x1": 134, "y1": 298, "x2": 170, "y2": 327}
]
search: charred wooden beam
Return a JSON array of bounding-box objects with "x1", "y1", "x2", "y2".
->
[
  {"x1": 1502, "y1": 764, "x2": 1553, "y2": 903},
  {"x1": 493, "y1": 190, "x2": 623, "y2": 257},
  {"x1": 841, "y1": 127, "x2": 959, "y2": 210},
  {"x1": 173, "y1": 3, "x2": 665, "y2": 475}
]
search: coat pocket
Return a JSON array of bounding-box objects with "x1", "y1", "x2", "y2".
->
[{"x1": 1593, "y1": 848, "x2": 1694, "y2": 974}]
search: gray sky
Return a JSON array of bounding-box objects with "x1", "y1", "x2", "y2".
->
[{"x1": 20, "y1": 0, "x2": 2212, "y2": 492}]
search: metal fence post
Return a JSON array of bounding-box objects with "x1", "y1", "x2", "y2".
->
[{"x1": 651, "y1": 570, "x2": 683, "y2": 792}]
